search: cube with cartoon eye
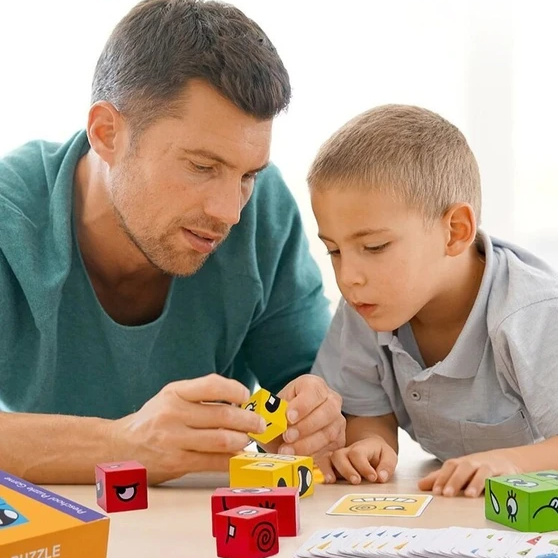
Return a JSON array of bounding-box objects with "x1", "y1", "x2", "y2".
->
[
  {"x1": 241, "y1": 388, "x2": 287, "y2": 444},
  {"x1": 95, "y1": 460, "x2": 148, "y2": 513},
  {"x1": 215, "y1": 505, "x2": 279, "y2": 558},
  {"x1": 0, "y1": 497, "x2": 28, "y2": 529},
  {"x1": 485, "y1": 473, "x2": 558, "y2": 532}
]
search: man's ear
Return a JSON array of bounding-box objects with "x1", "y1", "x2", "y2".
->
[
  {"x1": 86, "y1": 101, "x2": 128, "y2": 166},
  {"x1": 442, "y1": 203, "x2": 478, "y2": 257}
]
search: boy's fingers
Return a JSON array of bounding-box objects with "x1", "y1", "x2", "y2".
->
[
  {"x1": 373, "y1": 447, "x2": 398, "y2": 483},
  {"x1": 417, "y1": 470, "x2": 439, "y2": 491},
  {"x1": 347, "y1": 449, "x2": 377, "y2": 482},
  {"x1": 331, "y1": 451, "x2": 361, "y2": 485},
  {"x1": 315, "y1": 456, "x2": 337, "y2": 484}
]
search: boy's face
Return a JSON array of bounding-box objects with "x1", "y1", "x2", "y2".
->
[{"x1": 311, "y1": 187, "x2": 448, "y2": 332}]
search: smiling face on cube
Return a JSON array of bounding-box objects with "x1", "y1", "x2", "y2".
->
[{"x1": 0, "y1": 497, "x2": 28, "y2": 529}]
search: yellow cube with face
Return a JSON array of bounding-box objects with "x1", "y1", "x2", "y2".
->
[
  {"x1": 229, "y1": 461, "x2": 293, "y2": 490},
  {"x1": 229, "y1": 453, "x2": 314, "y2": 498},
  {"x1": 241, "y1": 388, "x2": 288, "y2": 444}
]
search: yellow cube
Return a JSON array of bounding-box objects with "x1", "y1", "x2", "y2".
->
[
  {"x1": 241, "y1": 388, "x2": 288, "y2": 444},
  {"x1": 229, "y1": 453, "x2": 314, "y2": 498},
  {"x1": 229, "y1": 461, "x2": 293, "y2": 489}
]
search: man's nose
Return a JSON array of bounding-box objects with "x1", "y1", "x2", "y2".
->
[{"x1": 204, "y1": 179, "x2": 243, "y2": 225}]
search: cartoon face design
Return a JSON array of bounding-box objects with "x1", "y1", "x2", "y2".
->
[
  {"x1": 231, "y1": 488, "x2": 272, "y2": 494},
  {"x1": 240, "y1": 389, "x2": 287, "y2": 443},
  {"x1": 506, "y1": 478, "x2": 539, "y2": 488},
  {"x1": 350, "y1": 496, "x2": 415, "y2": 513},
  {"x1": 536, "y1": 473, "x2": 558, "y2": 481},
  {"x1": 244, "y1": 401, "x2": 257, "y2": 413},
  {"x1": 264, "y1": 394, "x2": 281, "y2": 414},
  {"x1": 297, "y1": 466, "x2": 313, "y2": 497},
  {"x1": 0, "y1": 497, "x2": 28, "y2": 529},
  {"x1": 488, "y1": 480, "x2": 501, "y2": 514},
  {"x1": 507, "y1": 490, "x2": 519, "y2": 522},
  {"x1": 237, "y1": 509, "x2": 258, "y2": 516},
  {"x1": 533, "y1": 497, "x2": 558, "y2": 519},
  {"x1": 96, "y1": 479, "x2": 104, "y2": 499},
  {"x1": 114, "y1": 483, "x2": 139, "y2": 502}
]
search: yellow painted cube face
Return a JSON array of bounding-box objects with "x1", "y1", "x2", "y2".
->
[
  {"x1": 229, "y1": 462, "x2": 293, "y2": 489},
  {"x1": 241, "y1": 389, "x2": 288, "y2": 444},
  {"x1": 229, "y1": 453, "x2": 314, "y2": 498}
]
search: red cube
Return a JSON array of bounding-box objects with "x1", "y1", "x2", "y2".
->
[
  {"x1": 211, "y1": 487, "x2": 299, "y2": 537},
  {"x1": 215, "y1": 505, "x2": 279, "y2": 558},
  {"x1": 95, "y1": 460, "x2": 148, "y2": 513}
]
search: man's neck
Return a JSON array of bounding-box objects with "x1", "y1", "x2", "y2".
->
[{"x1": 73, "y1": 151, "x2": 165, "y2": 288}]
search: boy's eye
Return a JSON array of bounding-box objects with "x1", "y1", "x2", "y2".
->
[
  {"x1": 365, "y1": 242, "x2": 390, "y2": 253},
  {"x1": 326, "y1": 248, "x2": 340, "y2": 257}
]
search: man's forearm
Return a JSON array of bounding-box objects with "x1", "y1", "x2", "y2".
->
[
  {"x1": 346, "y1": 413, "x2": 399, "y2": 453},
  {"x1": 0, "y1": 412, "x2": 114, "y2": 484}
]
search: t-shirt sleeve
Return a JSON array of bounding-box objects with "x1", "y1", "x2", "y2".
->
[
  {"x1": 494, "y1": 298, "x2": 558, "y2": 439},
  {"x1": 311, "y1": 299, "x2": 393, "y2": 417},
  {"x1": 240, "y1": 166, "x2": 331, "y2": 396}
]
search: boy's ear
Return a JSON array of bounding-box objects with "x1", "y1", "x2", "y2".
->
[{"x1": 442, "y1": 203, "x2": 478, "y2": 257}]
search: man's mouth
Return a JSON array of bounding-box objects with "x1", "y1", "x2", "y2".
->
[{"x1": 182, "y1": 228, "x2": 223, "y2": 254}]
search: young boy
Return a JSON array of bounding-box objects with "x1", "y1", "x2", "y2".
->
[{"x1": 308, "y1": 104, "x2": 558, "y2": 498}]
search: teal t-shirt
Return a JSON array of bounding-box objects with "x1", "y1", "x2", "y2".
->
[{"x1": 0, "y1": 131, "x2": 330, "y2": 419}]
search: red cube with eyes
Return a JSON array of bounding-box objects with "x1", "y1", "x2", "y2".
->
[
  {"x1": 215, "y1": 505, "x2": 279, "y2": 558},
  {"x1": 211, "y1": 487, "x2": 299, "y2": 537},
  {"x1": 95, "y1": 460, "x2": 148, "y2": 513}
]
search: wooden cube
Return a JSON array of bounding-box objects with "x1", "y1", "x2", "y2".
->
[
  {"x1": 230, "y1": 453, "x2": 314, "y2": 498},
  {"x1": 215, "y1": 505, "x2": 279, "y2": 558},
  {"x1": 211, "y1": 487, "x2": 299, "y2": 537},
  {"x1": 485, "y1": 471, "x2": 558, "y2": 532},
  {"x1": 241, "y1": 389, "x2": 287, "y2": 444},
  {"x1": 95, "y1": 460, "x2": 148, "y2": 513}
]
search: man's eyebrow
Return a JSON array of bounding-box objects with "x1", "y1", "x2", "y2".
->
[
  {"x1": 181, "y1": 148, "x2": 269, "y2": 174},
  {"x1": 318, "y1": 227, "x2": 391, "y2": 243}
]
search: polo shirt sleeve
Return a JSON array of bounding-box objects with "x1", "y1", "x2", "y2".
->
[
  {"x1": 311, "y1": 299, "x2": 393, "y2": 417},
  {"x1": 240, "y1": 165, "x2": 331, "y2": 396},
  {"x1": 494, "y1": 298, "x2": 558, "y2": 439}
]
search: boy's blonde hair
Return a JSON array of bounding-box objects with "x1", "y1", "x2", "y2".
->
[{"x1": 307, "y1": 104, "x2": 481, "y2": 223}]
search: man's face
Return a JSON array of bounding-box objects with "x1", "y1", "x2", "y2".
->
[
  {"x1": 108, "y1": 80, "x2": 272, "y2": 276},
  {"x1": 311, "y1": 187, "x2": 448, "y2": 332}
]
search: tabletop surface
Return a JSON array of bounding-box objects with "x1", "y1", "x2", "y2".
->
[{"x1": 46, "y1": 433, "x2": 501, "y2": 557}]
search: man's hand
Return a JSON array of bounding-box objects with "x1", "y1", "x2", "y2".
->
[
  {"x1": 262, "y1": 375, "x2": 345, "y2": 458},
  {"x1": 418, "y1": 449, "x2": 523, "y2": 497},
  {"x1": 316, "y1": 435, "x2": 398, "y2": 485},
  {"x1": 109, "y1": 374, "x2": 267, "y2": 485}
]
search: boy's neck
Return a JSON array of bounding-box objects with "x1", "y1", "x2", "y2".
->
[{"x1": 411, "y1": 241, "x2": 486, "y2": 337}]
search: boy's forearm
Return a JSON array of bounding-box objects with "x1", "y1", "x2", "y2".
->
[
  {"x1": 0, "y1": 412, "x2": 115, "y2": 484},
  {"x1": 346, "y1": 413, "x2": 399, "y2": 453},
  {"x1": 507, "y1": 435, "x2": 558, "y2": 472}
]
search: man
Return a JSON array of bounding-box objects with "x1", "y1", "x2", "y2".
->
[{"x1": 0, "y1": 0, "x2": 344, "y2": 485}]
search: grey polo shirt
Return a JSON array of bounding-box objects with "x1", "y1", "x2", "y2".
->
[{"x1": 312, "y1": 231, "x2": 558, "y2": 461}]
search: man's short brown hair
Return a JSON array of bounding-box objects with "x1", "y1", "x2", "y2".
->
[{"x1": 91, "y1": 0, "x2": 291, "y2": 135}]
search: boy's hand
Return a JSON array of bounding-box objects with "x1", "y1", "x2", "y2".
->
[
  {"x1": 316, "y1": 435, "x2": 398, "y2": 485},
  {"x1": 418, "y1": 448, "x2": 523, "y2": 497}
]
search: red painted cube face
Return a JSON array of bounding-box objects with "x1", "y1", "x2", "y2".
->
[{"x1": 95, "y1": 461, "x2": 148, "y2": 513}]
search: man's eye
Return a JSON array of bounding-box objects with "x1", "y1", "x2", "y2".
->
[
  {"x1": 191, "y1": 163, "x2": 212, "y2": 172},
  {"x1": 326, "y1": 249, "x2": 340, "y2": 257},
  {"x1": 242, "y1": 172, "x2": 257, "y2": 181}
]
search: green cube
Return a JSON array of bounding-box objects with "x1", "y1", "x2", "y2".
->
[{"x1": 485, "y1": 473, "x2": 558, "y2": 532}]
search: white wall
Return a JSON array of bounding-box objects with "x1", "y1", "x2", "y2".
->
[{"x1": 1, "y1": 0, "x2": 556, "y2": 306}]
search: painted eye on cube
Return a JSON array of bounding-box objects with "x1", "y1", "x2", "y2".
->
[
  {"x1": 383, "y1": 506, "x2": 406, "y2": 511},
  {"x1": 114, "y1": 483, "x2": 139, "y2": 502},
  {"x1": 506, "y1": 490, "x2": 518, "y2": 522},
  {"x1": 244, "y1": 402, "x2": 257, "y2": 412}
]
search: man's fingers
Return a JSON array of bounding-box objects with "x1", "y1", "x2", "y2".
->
[
  {"x1": 176, "y1": 427, "x2": 251, "y2": 454},
  {"x1": 330, "y1": 451, "x2": 362, "y2": 484},
  {"x1": 186, "y1": 403, "x2": 266, "y2": 434},
  {"x1": 280, "y1": 376, "x2": 335, "y2": 424},
  {"x1": 279, "y1": 418, "x2": 344, "y2": 458},
  {"x1": 170, "y1": 374, "x2": 251, "y2": 405},
  {"x1": 283, "y1": 398, "x2": 345, "y2": 444},
  {"x1": 183, "y1": 451, "x2": 236, "y2": 474}
]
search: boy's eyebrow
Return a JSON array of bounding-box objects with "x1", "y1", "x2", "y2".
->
[
  {"x1": 181, "y1": 148, "x2": 269, "y2": 174},
  {"x1": 319, "y1": 228, "x2": 391, "y2": 242}
]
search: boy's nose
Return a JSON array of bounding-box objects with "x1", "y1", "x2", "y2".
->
[{"x1": 338, "y1": 259, "x2": 367, "y2": 287}]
